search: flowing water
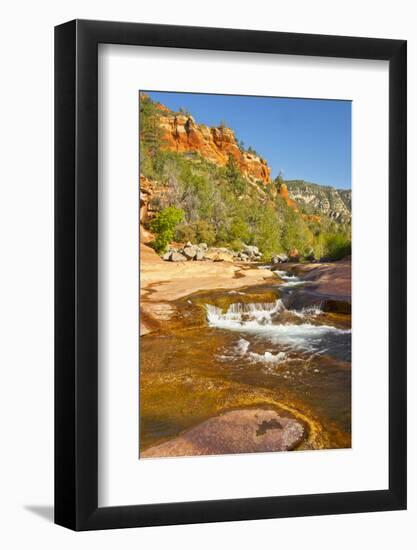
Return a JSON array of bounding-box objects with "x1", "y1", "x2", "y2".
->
[{"x1": 140, "y1": 268, "x2": 352, "y2": 453}]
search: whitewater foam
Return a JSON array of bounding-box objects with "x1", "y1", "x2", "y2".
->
[
  {"x1": 206, "y1": 300, "x2": 285, "y2": 326},
  {"x1": 275, "y1": 270, "x2": 300, "y2": 281},
  {"x1": 205, "y1": 300, "x2": 350, "y2": 352},
  {"x1": 248, "y1": 350, "x2": 287, "y2": 363},
  {"x1": 293, "y1": 305, "x2": 323, "y2": 318}
]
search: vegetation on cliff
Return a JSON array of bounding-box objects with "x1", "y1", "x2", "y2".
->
[{"x1": 140, "y1": 94, "x2": 351, "y2": 261}]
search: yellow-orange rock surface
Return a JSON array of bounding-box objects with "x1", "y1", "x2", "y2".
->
[
  {"x1": 278, "y1": 183, "x2": 299, "y2": 211},
  {"x1": 155, "y1": 108, "x2": 271, "y2": 183}
]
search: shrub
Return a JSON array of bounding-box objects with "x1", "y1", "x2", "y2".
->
[
  {"x1": 224, "y1": 156, "x2": 247, "y2": 196},
  {"x1": 174, "y1": 224, "x2": 197, "y2": 244},
  {"x1": 174, "y1": 220, "x2": 216, "y2": 246},
  {"x1": 229, "y1": 239, "x2": 245, "y2": 251},
  {"x1": 323, "y1": 233, "x2": 351, "y2": 260},
  {"x1": 150, "y1": 207, "x2": 184, "y2": 253},
  {"x1": 229, "y1": 218, "x2": 250, "y2": 243},
  {"x1": 193, "y1": 220, "x2": 216, "y2": 245}
]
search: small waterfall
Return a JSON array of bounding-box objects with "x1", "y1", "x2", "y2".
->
[
  {"x1": 274, "y1": 270, "x2": 307, "y2": 287},
  {"x1": 275, "y1": 270, "x2": 300, "y2": 281},
  {"x1": 206, "y1": 299, "x2": 285, "y2": 326},
  {"x1": 205, "y1": 298, "x2": 350, "y2": 352}
]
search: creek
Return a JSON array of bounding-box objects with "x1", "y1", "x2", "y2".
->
[{"x1": 140, "y1": 267, "x2": 352, "y2": 454}]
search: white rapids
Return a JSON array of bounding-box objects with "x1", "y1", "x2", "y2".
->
[
  {"x1": 205, "y1": 300, "x2": 350, "y2": 353},
  {"x1": 273, "y1": 270, "x2": 307, "y2": 287},
  {"x1": 216, "y1": 337, "x2": 288, "y2": 365}
]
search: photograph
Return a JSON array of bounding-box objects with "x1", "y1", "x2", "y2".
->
[{"x1": 139, "y1": 91, "x2": 352, "y2": 458}]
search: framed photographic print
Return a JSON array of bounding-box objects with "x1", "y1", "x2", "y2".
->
[{"x1": 55, "y1": 20, "x2": 407, "y2": 530}]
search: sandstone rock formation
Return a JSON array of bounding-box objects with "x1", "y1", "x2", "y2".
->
[
  {"x1": 139, "y1": 174, "x2": 159, "y2": 243},
  {"x1": 281, "y1": 260, "x2": 351, "y2": 314},
  {"x1": 141, "y1": 408, "x2": 305, "y2": 458},
  {"x1": 155, "y1": 107, "x2": 271, "y2": 183},
  {"x1": 278, "y1": 182, "x2": 299, "y2": 211}
]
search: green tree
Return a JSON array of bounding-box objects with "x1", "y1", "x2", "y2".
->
[
  {"x1": 274, "y1": 172, "x2": 284, "y2": 190},
  {"x1": 150, "y1": 206, "x2": 184, "y2": 253},
  {"x1": 140, "y1": 95, "x2": 164, "y2": 160},
  {"x1": 322, "y1": 233, "x2": 351, "y2": 260},
  {"x1": 225, "y1": 155, "x2": 246, "y2": 196}
]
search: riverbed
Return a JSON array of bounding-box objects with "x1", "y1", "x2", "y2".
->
[{"x1": 139, "y1": 257, "x2": 351, "y2": 457}]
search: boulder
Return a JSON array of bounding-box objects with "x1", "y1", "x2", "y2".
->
[
  {"x1": 272, "y1": 253, "x2": 288, "y2": 264},
  {"x1": 170, "y1": 252, "x2": 187, "y2": 262},
  {"x1": 183, "y1": 245, "x2": 197, "y2": 260},
  {"x1": 198, "y1": 242, "x2": 208, "y2": 251},
  {"x1": 195, "y1": 249, "x2": 204, "y2": 261},
  {"x1": 204, "y1": 248, "x2": 234, "y2": 262},
  {"x1": 162, "y1": 251, "x2": 172, "y2": 261},
  {"x1": 141, "y1": 409, "x2": 305, "y2": 458},
  {"x1": 243, "y1": 244, "x2": 259, "y2": 258}
]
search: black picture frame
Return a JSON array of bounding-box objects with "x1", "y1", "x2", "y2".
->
[{"x1": 55, "y1": 19, "x2": 407, "y2": 531}]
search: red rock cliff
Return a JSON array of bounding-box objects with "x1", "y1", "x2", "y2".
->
[
  {"x1": 155, "y1": 107, "x2": 271, "y2": 184},
  {"x1": 278, "y1": 183, "x2": 299, "y2": 210}
]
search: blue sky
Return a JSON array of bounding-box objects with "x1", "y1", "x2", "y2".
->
[{"x1": 146, "y1": 91, "x2": 351, "y2": 189}]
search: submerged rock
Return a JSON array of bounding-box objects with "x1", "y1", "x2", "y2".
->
[{"x1": 141, "y1": 408, "x2": 305, "y2": 458}]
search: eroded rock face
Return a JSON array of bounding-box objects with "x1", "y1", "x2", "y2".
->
[
  {"x1": 156, "y1": 110, "x2": 271, "y2": 184},
  {"x1": 285, "y1": 180, "x2": 351, "y2": 224},
  {"x1": 278, "y1": 183, "x2": 299, "y2": 211},
  {"x1": 140, "y1": 174, "x2": 165, "y2": 243},
  {"x1": 282, "y1": 260, "x2": 351, "y2": 314},
  {"x1": 141, "y1": 408, "x2": 305, "y2": 458}
]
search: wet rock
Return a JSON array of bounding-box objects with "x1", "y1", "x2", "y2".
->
[
  {"x1": 282, "y1": 261, "x2": 351, "y2": 315},
  {"x1": 170, "y1": 252, "x2": 187, "y2": 262},
  {"x1": 322, "y1": 299, "x2": 351, "y2": 314},
  {"x1": 141, "y1": 408, "x2": 305, "y2": 458}
]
